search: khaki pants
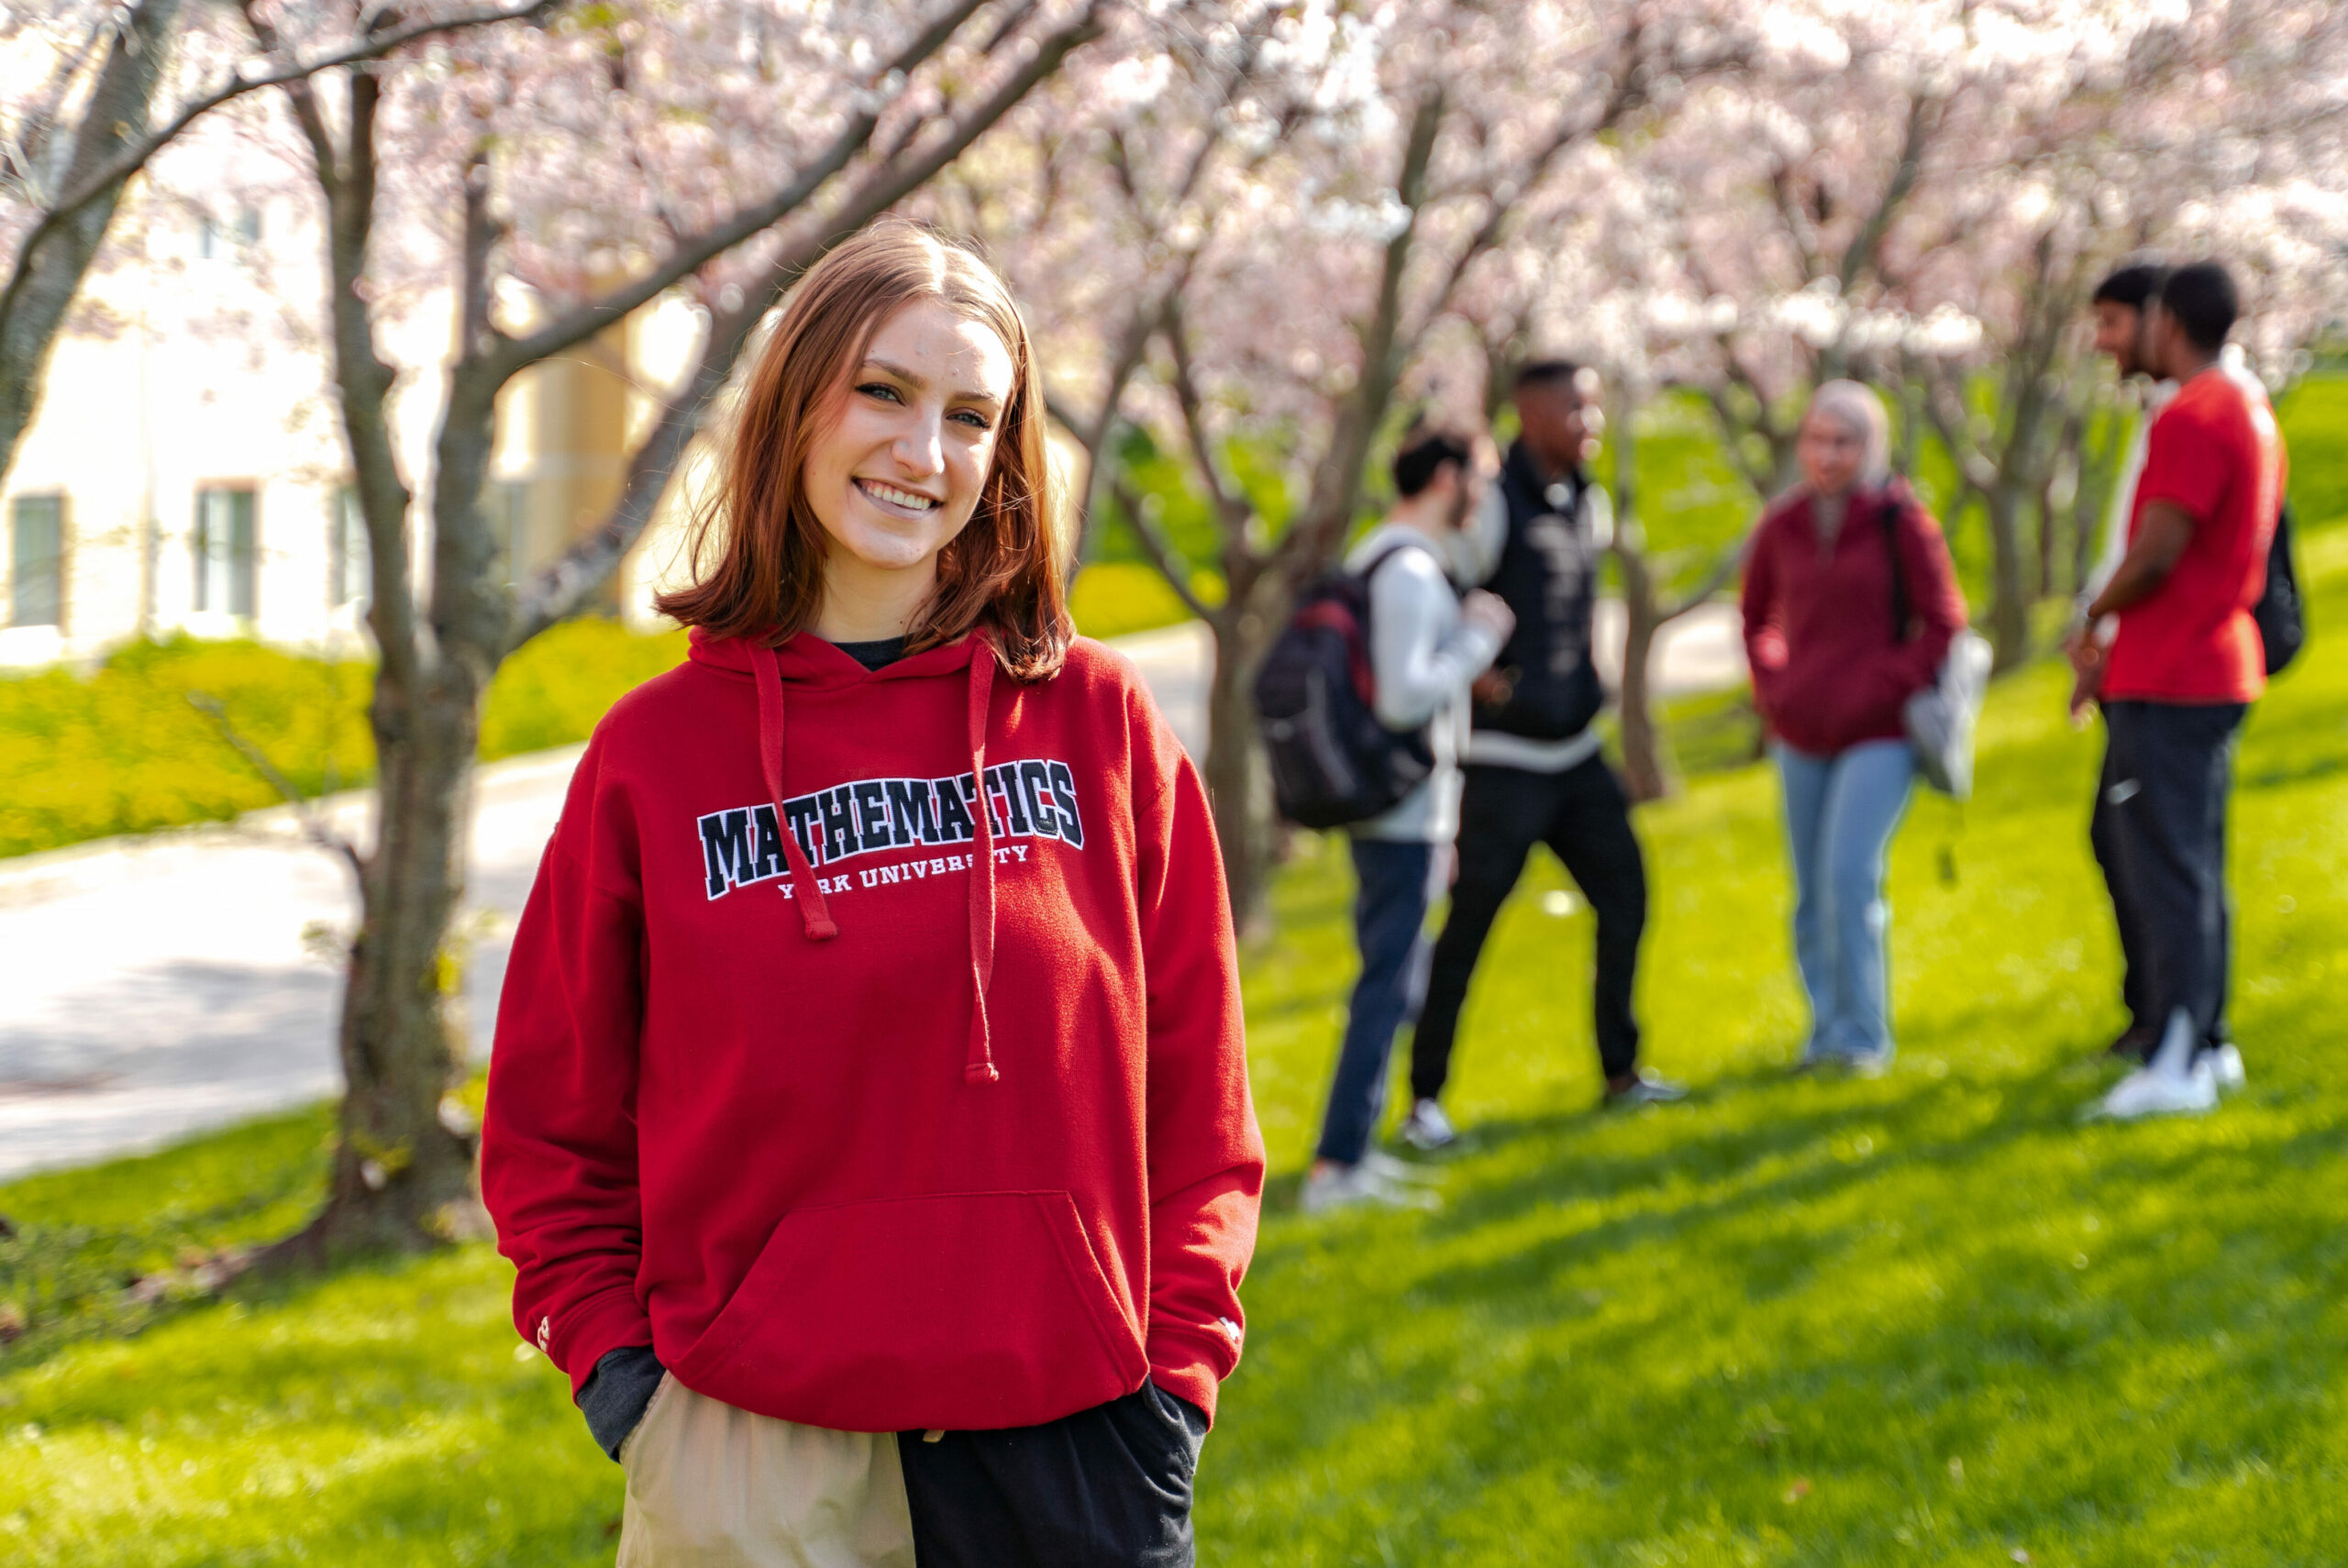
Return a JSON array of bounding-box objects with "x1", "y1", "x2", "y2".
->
[{"x1": 617, "y1": 1375, "x2": 917, "y2": 1567}]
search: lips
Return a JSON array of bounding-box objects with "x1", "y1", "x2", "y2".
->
[{"x1": 856, "y1": 478, "x2": 942, "y2": 513}]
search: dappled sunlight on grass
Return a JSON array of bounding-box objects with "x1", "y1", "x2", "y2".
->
[
  {"x1": 1, "y1": 1249, "x2": 619, "y2": 1566},
  {"x1": 3, "y1": 531, "x2": 2344, "y2": 1563},
  {"x1": 1202, "y1": 529, "x2": 2348, "y2": 1563}
]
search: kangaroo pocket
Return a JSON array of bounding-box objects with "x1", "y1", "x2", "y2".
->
[{"x1": 672, "y1": 1191, "x2": 1147, "y2": 1433}]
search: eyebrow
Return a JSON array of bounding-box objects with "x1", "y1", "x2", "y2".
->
[{"x1": 861, "y1": 357, "x2": 1004, "y2": 411}]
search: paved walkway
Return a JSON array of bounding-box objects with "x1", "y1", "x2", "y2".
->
[{"x1": 0, "y1": 607, "x2": 1743, "y2": 1181}]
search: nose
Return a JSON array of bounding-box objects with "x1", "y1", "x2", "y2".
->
[{"x1": 893, "y1": 406, "x2": 945, "y2": 480}]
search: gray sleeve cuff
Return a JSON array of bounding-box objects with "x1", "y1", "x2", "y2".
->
[{"x1": 579, "y1": 1343, "x2": 665, "y2": 1461}]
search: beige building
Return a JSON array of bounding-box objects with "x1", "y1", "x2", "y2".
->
[{"x1": 1, "y1": 185, "x2": 696, "y2": 669}]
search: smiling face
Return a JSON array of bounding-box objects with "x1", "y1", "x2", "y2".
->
[
  {"x1": 1515, "y1": 373, "x2": 1604, "y2": 476},
  {"x1": 801, "y1": 296, "x2": 1017, "y2": 635},
  {"x1": 2092, "y1": 299, "x2": 2148, "y2": 378},
  {"x1": 1796, "y1": 406, "x2": 1866, "y2": 497}
]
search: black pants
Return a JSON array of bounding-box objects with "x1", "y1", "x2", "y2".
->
[
  {"x1": 2096, "y1": 701, "x2": 2244, "y2": 1053},
  {"x1": 898, "y1": 1382, "x2": 1208, "y2": 1567},
  {"x1": 1412, "y1": 756, "x2": 1647, "y2": 1100}
]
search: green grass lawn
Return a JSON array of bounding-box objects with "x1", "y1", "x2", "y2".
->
[{"x1": 4, "y1": 529, "x2": 2344, "y2": 1565}]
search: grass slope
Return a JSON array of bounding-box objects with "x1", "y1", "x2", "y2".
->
[{"x1": 3, "y1": 532, "x2": 2344, "y2": 1565}]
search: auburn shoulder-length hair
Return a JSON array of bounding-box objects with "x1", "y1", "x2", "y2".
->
[{"x1": 656, "y1": 222, "x2": 1072, "y2": 681}]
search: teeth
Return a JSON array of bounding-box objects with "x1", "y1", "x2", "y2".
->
[{"x1": 861, "y1": 480, "x2": 937, "y2": 511}]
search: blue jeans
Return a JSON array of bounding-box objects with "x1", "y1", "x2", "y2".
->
[
  {"x1": 1315, "y1": 839, "x2": 1439, "y2": 1165},
  {"x1": 1773, "y1": 739, "x2": 1915, "y2": 1062}
]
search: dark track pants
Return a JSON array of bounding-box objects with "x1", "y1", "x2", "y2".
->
[
  {"x1": 899, "y1": 1383, "x2": 1209, "y2": 1568},
  {"x1": 2096, "y1": 700, "x2": 2245, "y2": 1054},
  {"x1": 1412, "y1": 756, "x2": 1646, "y2": 1101}
]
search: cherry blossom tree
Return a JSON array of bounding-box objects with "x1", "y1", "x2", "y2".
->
[
  {"x1": 0, "y1": 0, "x2": 550, "y2": 486},
  {"x1": 1512, "y1": 0, "x2": 2348, "y2": 790},
  {"x1": 968, "y1": 0, "x2": 1754, "y2": 924},
  {"x1": 240, "y1": 0, "x2": 1113, "y2": 1261}
]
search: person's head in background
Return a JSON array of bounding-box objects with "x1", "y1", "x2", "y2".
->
[
  {"x1": 1390, "y1": 425, "x2": 1486, "y2": 533},
  {"x1": 1795, "y1": 379, "x2": 1890, "y2": 500},
  {"x1": 2091, "y1": 262, "x2": 2170, "y2": 380},
  {"x1": 1513, "y1": 359, "x2": 1604, "y2": 476},
  {"x1": 2148, "y1": 260, "x2": 2239, "y2": 381}
]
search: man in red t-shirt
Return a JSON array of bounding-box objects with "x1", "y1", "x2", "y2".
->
[{"x1": 2070, "y1": 260, "x2": 2284, "y2": 1120}]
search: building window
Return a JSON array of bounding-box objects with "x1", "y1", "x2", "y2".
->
[
  {"x1": 329, "y1": 484, "x2": 371, "y2": 608},
  {"x1": 197, "y1": 204, "x2": 262, "y2": 259},
  {"x1": 9, "y1": 493, "x2": 63, "y2": 628},
  {"x1": 193, "y1": 486, "x2": 258, "y2": 617}
]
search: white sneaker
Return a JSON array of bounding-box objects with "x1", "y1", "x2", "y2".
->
[
  {"x1": 1361, "y1": 1150, "x2": 1442, "y2": 1186},
  {"x1": 2087, "y1": 1059, "x2": 2219, "y2": 1121},
  {"x1": 2210, "y1": 1043, "x2": 2246, "y2": 1094},
  {"x1": 1398, "y1": 1099, "x2": 1456, "y2": 1151},
  {"x1": 1300, "y1": 1162, "x2": 1442, "y2": 1214}
]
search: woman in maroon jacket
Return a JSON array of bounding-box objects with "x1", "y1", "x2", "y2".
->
[
  {"x1": 1740, "y1": 381, "x2": 1967, "y2": 1072},
  {"x1": 480, "y1": 223, "x2": 1263, "y2": 1567}
]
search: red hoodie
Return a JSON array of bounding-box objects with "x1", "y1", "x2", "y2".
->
[
  {"x1": 1740, "y1": 483, "x2": 1967, "y2": 756},
  {"x1": 480, "y1": 628, "x2": 1263, "y2": 1432}
]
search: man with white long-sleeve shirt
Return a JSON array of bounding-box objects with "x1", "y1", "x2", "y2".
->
[{"x1": 1302, "y1": 428, "x2": 1515, "y2": 1214}]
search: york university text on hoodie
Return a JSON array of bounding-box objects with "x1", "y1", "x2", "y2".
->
[{"x1": 481, "y1": 629, "x2": 1265, "y2": 1431}]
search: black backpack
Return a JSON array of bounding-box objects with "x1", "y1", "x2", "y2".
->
[
  {"x1": 2255, "y1": 501, "x2": 2306, "y2": 677},
  {"x1": 1253, "y1": 543, "x2": 1436, "y2": 830}
]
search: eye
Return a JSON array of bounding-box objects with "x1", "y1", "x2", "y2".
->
[
  {"x1": 857, "y1": 381, "x2": 903, "y2": 404},
  {"x1": 950, "y1": 408, "x2": 992, "y2": 430}
]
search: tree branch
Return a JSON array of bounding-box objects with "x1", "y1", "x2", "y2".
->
[
  {"x1": 480, "y1": 0, "x2": 1023, "y2": 384},
  {"x1": 1276, "y1": 84, "x2": 1445, "y2": 580},
  {"x1": 12, "y1": 0, "x2": 558, "y2": 269},
  {"x1": 188, "y1": 692, "x2": 364, "y2": 875},
  {"x1": 1161, "y1": 302, "x2": 1246, "y2": 531},
  {"x1": 1657, "y1": 534, "x2": 1752, "y2": 623},
  {"x1": 1835, "y1": 90, "x2": 1938, "y2": 294},
  {"x1": 1416, "y1": 17, "x2": 1669, "y2": 334},
  {"x1": 505, "y1": 0, "x2": 1107, "y2": 643},
  {"x1": 1112, "y1": 478, "x2": 1216, "y2": 624}
]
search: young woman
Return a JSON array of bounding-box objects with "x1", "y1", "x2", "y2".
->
[
  {"x1": 1739, "y1": 381, "x2": 1967, "y2": 1073},
  {"x1": 481, "y1": 222, "x2": 1264, "y2": 1568}
]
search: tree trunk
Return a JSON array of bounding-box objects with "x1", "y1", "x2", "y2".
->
[
  {"x1": 1615, "y1": 582, "x2": 1674, "y2": 803},
  {"x1": 1202, "y1": 602, "x2": 1278, "y2": 938},
  {"x1": 1984, "y1": 482, "x2": 2031, "y2": 670},
  {"x1": 1606, "y1": 385, "x2": 1675, "y2": 802},
  {"x1": 278, "y1": 667, "x2": 485, "y2": 1263},
  {"x1": 255, "y1": 4, "x2": 1103, "y2": 1269},
  {"x1": 0, "y1": 0, "x2": 184, "y2": 485}
]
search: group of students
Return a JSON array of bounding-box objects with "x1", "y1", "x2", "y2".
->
[
  {"x1": 1301, "y1": 256, "x2": 2291, "y2": 1210},
  {"x1": 467, "y1": 219, "x2": 2288, "y2": 1565},
  {"x1": 1297, "y1": 361, "x2": 1691, "y2": 1214}
]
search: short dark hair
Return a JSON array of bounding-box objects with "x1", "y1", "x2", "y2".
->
[
  {"x1": 1392, "y1": 426, "x2": 1473, "y2": 499},
  {"x1": 2158, "y1": 261, "x2": 2240, "y2": 353},
  {"x1": 2092, "y1": 262, "x2": 2167, "y2": 310},
  {"x1": 1513, "y1": 359, "x2": 1584, "y2": 392}
]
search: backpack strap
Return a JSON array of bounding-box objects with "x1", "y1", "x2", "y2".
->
[
  {"x1": 1356, "y1": 535, "x2": 1440, "y2": 585},
  {"x1": 1876, "y1": 486, "x2": 1911, "y2": 645}
]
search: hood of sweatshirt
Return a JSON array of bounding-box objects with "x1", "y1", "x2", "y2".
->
[
  {"x1": 481, "y1": 628, "x2": 1265, "y2": 1435},
  {"x1": 689, "y1": 626, "x2": 1005, "y2": 1084}
]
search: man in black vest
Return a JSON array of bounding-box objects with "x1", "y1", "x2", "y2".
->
[{"x1": 1399, "y1": 360, "x2": 1684, "y2": 1151}]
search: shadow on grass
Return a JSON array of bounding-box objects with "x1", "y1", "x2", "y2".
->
[
  {"x1": 0, "y1": 1107, "x2": 333, "y2": 1376},
  {"x1": 7, "y1": 1242, "x2": 626, "y2": 1568},
  {"x1": 1216, "y1": 1048, "x2": 2348, "y2": 1564}
]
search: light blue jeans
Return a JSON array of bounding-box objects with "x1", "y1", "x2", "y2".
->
[{"x1": 1773, "y1": 739, "x2": 1916, "y2": 1063}]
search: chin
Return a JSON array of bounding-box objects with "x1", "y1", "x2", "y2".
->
[{"x1": 840, "y1": 533, "x2": 941, "y2": 574}]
